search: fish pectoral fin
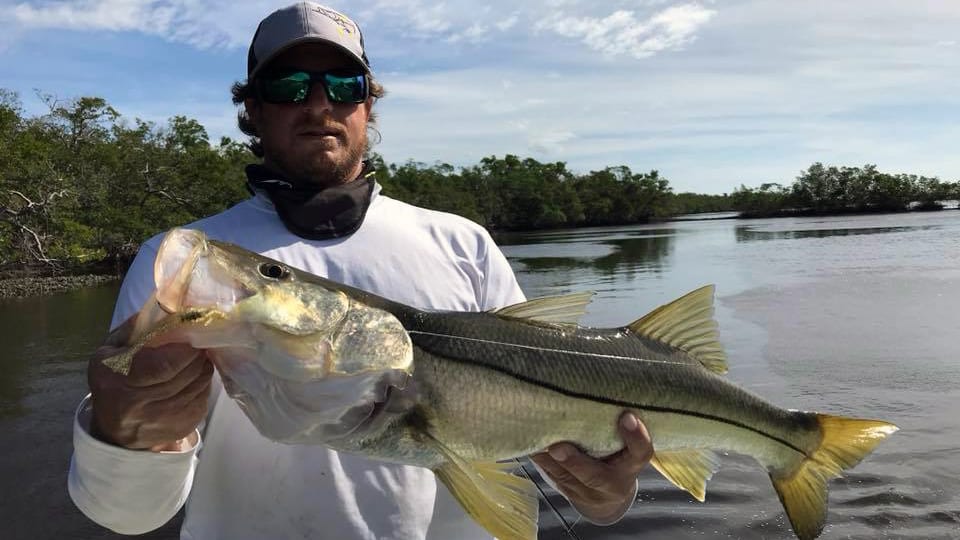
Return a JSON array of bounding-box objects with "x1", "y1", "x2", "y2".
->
[
  {"x1": 649, "y1": 448, "x2": 722, "y2": 502},
  {"x1": 428, "y1": 437, "x2": 538, "y2": 540},
  {"x1": 100, "y1": 292, "x2": 169, "y2": 376},
  {"x1": 628, "y1": 285, "x2": 728, "y2": 375},
  {"x1": 770, "y1": 413, "x2": 898, "y2": 540},
  {"x1": 101, "y1": 308, "x2": 219, "y2": 376},
  {"x1": 101, "y1": 350, "x2": 137, "y2": 377},
  {"x1": 492, "y1": 291, "x2": 595, "y2": 325}
]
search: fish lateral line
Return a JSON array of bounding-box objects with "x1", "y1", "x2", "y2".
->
[{"x1": 406, "y1": 329, "x2": 693, "y2": 367}]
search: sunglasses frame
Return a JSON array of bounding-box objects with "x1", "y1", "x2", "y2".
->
[{"x1": 256, "y1": 68, "x2": 369, "y2": 105}]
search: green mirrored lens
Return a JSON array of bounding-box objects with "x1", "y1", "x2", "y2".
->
[
  {"x1": 323, "y1": 73, "x2": 366, "y2": 103},
  {"x1": 262, "y1": 72, "x2": 310, "y2": 103},
  {"x1": 260, "y1": 71, "x2": 366, "y2": 104}
]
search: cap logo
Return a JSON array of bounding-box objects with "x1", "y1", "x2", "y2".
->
[{"x1": 312, "y1": 5, "x2": 358, "y2": 38}]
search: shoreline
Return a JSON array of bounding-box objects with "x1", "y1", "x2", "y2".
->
[
  {"x1": 0, "y1": 274, "x2": 119, "y2": 299},
  {"x1": 5, "y1": 206, "x2": 957, "y2": 299}
]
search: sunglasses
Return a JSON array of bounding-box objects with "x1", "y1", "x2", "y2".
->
[{"x1": 257, "y1": 69, "x2": 369, "y2": 105}]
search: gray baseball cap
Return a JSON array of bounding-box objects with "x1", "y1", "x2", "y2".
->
[{"x1": 247, "y1": 2, "x2": 370, "y2": 79}]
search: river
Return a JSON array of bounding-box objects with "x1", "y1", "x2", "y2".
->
[{"x1": 1, "y1": 211, "x2": 958, "y2": 539}]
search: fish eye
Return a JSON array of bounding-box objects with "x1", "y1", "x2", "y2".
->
[{"x1": 258, "y1": 263, "x2": 290, "y2": 280}]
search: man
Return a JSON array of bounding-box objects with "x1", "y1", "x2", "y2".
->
[{"x1": 68, "y1": 3, "x2": 653, "y2": 538}]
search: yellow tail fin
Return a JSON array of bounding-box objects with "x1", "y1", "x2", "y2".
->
[{"x1": 770, "y1": 414, "x2": 898, "y2": 540}]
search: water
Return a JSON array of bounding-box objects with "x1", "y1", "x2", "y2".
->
[
  {"x1": 0, "y1": 283, "x2": 182, "y2": 539},
  {"x1": 2, "y1": 212, "x2": 958, "y2": 539}
]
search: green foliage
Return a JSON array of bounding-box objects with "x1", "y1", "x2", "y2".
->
[
  {"x1": 731, "y1": 163, "x2": 956, "y2": 216},
  {"x1": 377, "y1": 155, "x2": 677, "y2": 230},
  {"x1": 731, "y1": 183, "x2": 791, "y2": 215},
  {"x1": 0, "y1": 90, "x2": 248, "y2": 274},
  {"x1": 665, "y1": 192, "x2": 733, "y2": 215}
]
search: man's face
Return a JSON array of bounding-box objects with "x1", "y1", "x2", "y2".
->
[{"x1": 246, "y1": 43, "x2": 372, "y2": 187}]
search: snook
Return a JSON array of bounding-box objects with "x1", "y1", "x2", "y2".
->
[{"x1": 104, "y1": 228, "x2": 898, "y2": 540}]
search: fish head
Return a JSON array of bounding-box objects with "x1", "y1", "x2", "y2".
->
[
  {"x1": 149, "y1": 228, "x2": 416, "y2": 444},
  {"x1": 153, "y1": 228, "x2": 413, "y2": 380},
  {"x1": 154, "y1": 228, "x2": 350, "y2": 338}
]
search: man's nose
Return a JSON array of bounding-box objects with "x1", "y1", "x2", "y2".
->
[{"x1": 303, "y1": 82, "x2": 333, "y2": 112}]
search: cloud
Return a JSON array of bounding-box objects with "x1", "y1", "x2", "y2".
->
[
  {"x1": 366, "y1": 0, "x2": 455, "y2": 38},
  {"x1": 7, "y1": 1, "x2": 717, "y2": 60},
  {"x1": 447, "y1": 22, "x2": 489, "y2": 44},
  {"x1": 529, "y1": 130, "x2": 575, "y2": 154},
  {"x1": 537, "y1": 3, "x2": 716, "y2": 58},
  {"x1": 13, "y1": 0, "x2": 168, "y2": 31},
  {"x1": 9, "y1": 0, "x2": 248, "y2": 49},
  {"x1": 495, "y1": 13, "x2": 519, "y2": 32}
]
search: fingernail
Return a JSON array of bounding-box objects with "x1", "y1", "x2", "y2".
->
[
  {"x1": 621, "y1": 413, "x2": 640, "y2": 431},
  {"x1": 548, "y1": 444, "x2": 570, "y2": 462}
]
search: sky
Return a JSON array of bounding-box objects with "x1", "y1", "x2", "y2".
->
[{"x1": 2, "y1": 0, "x2": 958, "y2": 194}]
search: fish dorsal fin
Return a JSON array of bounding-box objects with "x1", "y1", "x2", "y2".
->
[
  {"x1": 428, "y1": 435, "x2": 538, "y2": 540},
  {"x1": 650, "y1": 448, "x2": 722, "y2": 502},
  {"x1": 493, "y1": 291, "x2": 595, "y2": 325},
  {"x1": 628, "y1": 285, "x2": 728, "y2": 374}
]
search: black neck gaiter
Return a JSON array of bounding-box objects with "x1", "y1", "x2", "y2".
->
[{"x1": 245, "y1": 163, "x2": 376, "y2": 240}]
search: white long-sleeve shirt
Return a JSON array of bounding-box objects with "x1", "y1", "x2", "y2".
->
[{"x1": 68, "y1": 185, "x2": 526, "y2": 539}]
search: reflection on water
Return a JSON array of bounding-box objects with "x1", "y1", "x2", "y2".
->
[
  {"x1": 514, "y1": 234, "x2": 674, "y2": 276},
  {"x1": 496, "y1": 227, "x2": 677, "y2": 246},
  {"x1": 734, "y1": 224, "x2": 938, "y2": 242},
  {"x1": 499, "y1": 227, "x2": 678, "y2": 299}
]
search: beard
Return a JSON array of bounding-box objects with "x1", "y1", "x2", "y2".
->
[{"x1": 262, "y1": 124, "x2": 368, "y2": 188}]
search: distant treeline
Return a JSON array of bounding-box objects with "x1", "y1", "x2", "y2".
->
[
  {"x1": 730, "y1": 163, "x2": 959, "y2": 217},
  {"x1": 0, "y1": 91, "x2": 722, "y2": 274},
  {"x1": 374, "y1": 155, "x2": 707, "y2": 230},
  {"x1": 1, "y1": 90, "x2": 956, "y2": 276}
]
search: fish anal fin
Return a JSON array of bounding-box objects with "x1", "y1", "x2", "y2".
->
[
  {"x1": 429, "y1": 436, "x2": 538, "y2": 540},
  {"x1": 770, "y1": 413, "x2": 898, "y2": 540},
  {"x1": 493, "y1": 291, "x2": 595, "y2": 325},
  {"x1": 629, "y1": 285, "x2": 729, "y2": 375},
  {"x1": 649, "y1": 448, "x2": 721, "y2": 502}
]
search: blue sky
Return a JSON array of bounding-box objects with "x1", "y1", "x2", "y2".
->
[{"x1": 2, "y1": 0, "x2": 958, "y2": 194}]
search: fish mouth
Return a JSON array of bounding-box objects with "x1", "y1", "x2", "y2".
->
[{"x1": 154, "y1": 228, "x2": 255, "y2": 314}]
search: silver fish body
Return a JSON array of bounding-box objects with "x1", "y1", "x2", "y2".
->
[{"x1": 103, "y1": 229, "x2": 898, "y2": 540}]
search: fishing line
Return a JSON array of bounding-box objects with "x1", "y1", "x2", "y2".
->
[{"x1": 513, "y1": 458, "x2": 583, "y2": 540}]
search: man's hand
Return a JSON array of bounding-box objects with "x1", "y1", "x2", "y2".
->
[
  {"x1": 530, "y1": 412, "x2": 653, "y2": 525},
  {"x1": 87, "y1": 313, "x2": 213, "y2": 452}
]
